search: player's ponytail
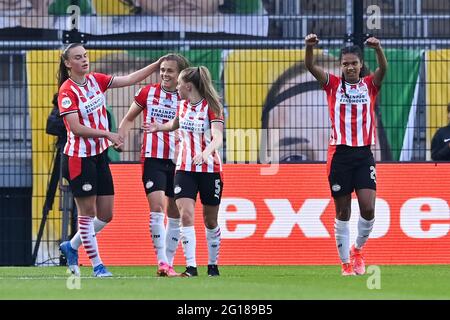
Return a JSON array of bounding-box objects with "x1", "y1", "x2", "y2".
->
[
  {"x1": 57, "y1": 43, "x2": 84, "y2": 89},
  {"x1": 180, "y1": 66, "x2": 223, "y2": 118}
]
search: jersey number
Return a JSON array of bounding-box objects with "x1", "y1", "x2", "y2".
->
[
  {"x1": 214, "y1": 179, "x2": 221, "y2": 199},
  {"x1": 370, "y1": 165, "x2": 376, "y2": 183}
]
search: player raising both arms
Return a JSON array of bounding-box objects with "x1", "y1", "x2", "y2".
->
[{"x1": 304, "y1": 34, "x2": 387, "y2": 276}]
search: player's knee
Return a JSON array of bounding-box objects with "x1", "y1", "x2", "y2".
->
[
  {"x1": 204, "y1": 219, "x2": 218, "y2": 229},
  {"x1": 150, "y1": 203, "x2": 165, "y2": 213},
  {"x1": 336, "y1": 209, "x2": 351, "y2": 221},
  {"x1": 167, "y1": 205, "x2": 180, "y2": 219},
  {"x1": 360, "y1": 208, "x2": 375, "y2": 220},
  {"x1": 180, "y1": 210, "x2": 195, "y2": 226},
  {"x1": 181, "y1": 216, "x2": 194, "y2": 226}
]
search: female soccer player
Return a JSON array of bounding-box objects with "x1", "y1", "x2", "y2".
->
[
  {"x1": 304, "y1": 34, "x2": 387, "y2": 276},
  {"x1": 58, "y1": 43, "x2": 162, "y2": 277},
  {"x1": 144, "y1": 66, "x2": 224, "y2": 277},
  {"x1": 118, "y1": 53, "x2": 190, "y2": 277}
]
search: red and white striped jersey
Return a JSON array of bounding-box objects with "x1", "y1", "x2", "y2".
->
[
  {"x1": 135, "y1": 83, "x2": 180, "y2": 160},
  {"x1": 177, "y1": 99, "x2": 224, "y2": 173},
  {"x1": 323, "y1": 73, "x2": 380, "y2": 147},
  {"x1": 58, "y1": 73, "x2": 114, "y2": 157}
]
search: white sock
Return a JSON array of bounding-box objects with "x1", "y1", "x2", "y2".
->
[
  {"x1": 355, "y1": 216, "x2": 375, "y2": 249},
  {"x1": 70, "y1": 217, "x2": 108, "y2": 250},
  {"x1": 181, "y1": 226, "x2": 196, "y2": 268},
  {"x1": 334, "y1": 218, "x2": 350, "y2": 263},
  {"x1": 205, "y1": 226, "x2": 221, "y2": 265},
  {"x1": 78, "y1": 216, "x2": 103, "y2": 268},
  {"x1": 165, "y1": 218, "x2": 181, "y2": 266},
  {"x1": 150, "y1": 212, "x2": 167, "y2": 263}
]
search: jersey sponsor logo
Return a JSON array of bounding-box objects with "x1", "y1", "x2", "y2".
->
[
  {"x1": 61, "y1": 97, "x2": 72, "y2": 109},
  {"x1": 150, "y1": 106, "x2": 177, "y2": 121},
  {"x1": 84, "y1": 96, "x2": 105, "y2": 114},
  {"x1": 180, "y1": 119, "x2": 205, "y2": 133},
  {"x1": 82, "y1": 183, "x2": 93, "y2": 192}
]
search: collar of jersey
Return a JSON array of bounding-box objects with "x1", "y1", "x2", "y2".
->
[
  {"x1": 189, "y1": 98, "x2": 205, "y2": 106},
  {"x1": 344, "y1": 78, "x2": 362, "y2": 85},
  {"x1": 160, "y1": 84, "x2": 177, "y2": 94},
  {"x1": 69, "y1": 77, "x2": 88, "y2": 87}
]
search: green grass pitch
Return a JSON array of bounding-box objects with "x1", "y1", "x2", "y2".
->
[{"x1": 1, "y1": 265, "x2": 450, "y2": 300}]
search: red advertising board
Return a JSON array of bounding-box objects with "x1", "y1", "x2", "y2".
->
[{"x1": 79, "y1": 163, "x2": 450, "y2": 266}]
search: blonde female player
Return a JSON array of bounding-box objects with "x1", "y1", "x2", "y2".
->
[
  {"x1": 118, "y1": 53, "x2": 190, "y2": 277},
  {"x1": 144, "y1": 66, "x2": 224, "y2": 277}
]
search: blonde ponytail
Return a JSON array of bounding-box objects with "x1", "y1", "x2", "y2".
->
[{"x1": 180, "y1": 66, "x2": 223, "y2": 118}]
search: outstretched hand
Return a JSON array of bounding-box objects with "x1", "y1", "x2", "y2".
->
[{"x1": 142, "y1": 122, "x2": 159, "y2": 133}]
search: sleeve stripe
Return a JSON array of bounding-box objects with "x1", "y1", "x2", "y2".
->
[
  {"x1": 325, "y1": 73, "x2": 330, "y2": 86},
  {"x1": 60, "y1": 110, "x2": 78, "y2": 116},
  {"x1": 210, "y1": 119, "x2": 224, "y2": 123},
  {"x1": 134, "y1": 100, "x2": 145, "y2": 109},
  {"x1": 107, "y1": 75, "x2": 115, "y2": 89}
]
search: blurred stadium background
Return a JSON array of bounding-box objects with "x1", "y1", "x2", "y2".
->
[{"x1": 0, "y1": 0, "x2": 449, "y2": 273}]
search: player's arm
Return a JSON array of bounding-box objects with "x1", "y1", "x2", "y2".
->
[
  {"x1": 193, "y1": 121, "x2": 224, "y2": 165},
  {"x1": 64, "y1": 113, "x2": 123, "y2": 147},
  {"x1": 142, "y1": 116, "x2": 180, "y2": 133},
  {"x1": 365, "y1": 37, "x2": 387, "y2": 87},
  {"x1": 304, "y1": 33, "x2": 328, "y2": 87},
  {"x1": 109, "y1": 57, "x2": 163, "y2": 88},
  {"x1": 203, "y1": 121, "x2": 224, "y2": 156},
  {"x1": 118, "y1": 102, "x2": 142, "y2": 140}
]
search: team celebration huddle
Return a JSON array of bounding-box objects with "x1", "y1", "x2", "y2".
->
[{"x1": 57, "y1": 32, "x2": 387, "y2": 278}]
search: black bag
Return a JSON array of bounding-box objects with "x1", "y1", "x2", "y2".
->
[{"x1": 46, "y1": 106, "x2": 66, "y2": 137}]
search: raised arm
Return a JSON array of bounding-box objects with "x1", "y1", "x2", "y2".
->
[
  {"x1": 304, "y1": 33, "x2": 328, "y2": 86},
  {"x1": 365, "y1": 37, "x2": 387, "y2": 87},
  {"x1": 109, "y1": 57, "x2": 162, "y2": 88}
]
